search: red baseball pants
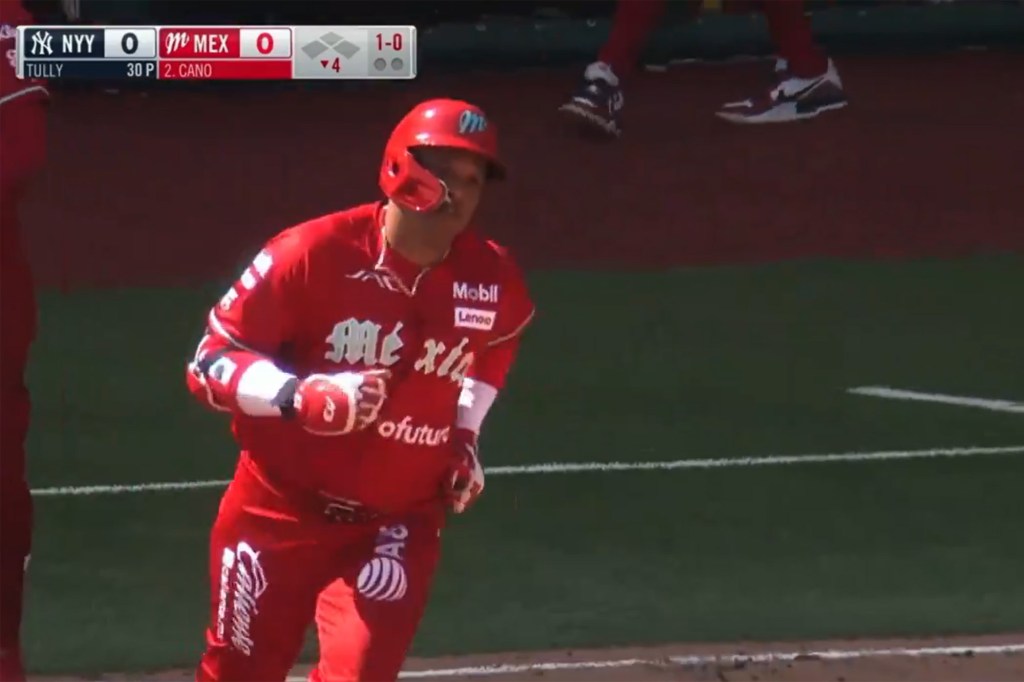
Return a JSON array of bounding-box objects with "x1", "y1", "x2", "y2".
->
[
  {"x1": 196, "y1": 456, "x2": 445, "y2": 682},
  {"x1": 0, "y1": 266, "x2": 32, "y2": 679},
  {"x1": 0, "y1": 205, "x2": 36, "y2": 679},
  {"x1": 598, "y1": 0, "x2": 828, "y2": 79},
  {"x1": 0, "y1": 193, "x2": 37, "y2": 682},
  {"x1": 2, "y1": 7, "x2": 50, "y2": 678}
]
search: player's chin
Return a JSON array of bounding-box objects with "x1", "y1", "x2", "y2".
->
[{"x1": 430, "y1": 213, "x2": 472, "y2": 241}]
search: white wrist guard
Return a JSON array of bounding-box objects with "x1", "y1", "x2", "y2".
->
[
  {"x1": 235, "y1": 360, "x2": 299, "y2": 417},
  {"x1": 457, "y1": 378, "x2": 498, "y2": 435}
]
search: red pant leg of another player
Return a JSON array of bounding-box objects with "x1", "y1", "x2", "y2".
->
[
  {"x1": 1, "y1": 22, "x2": 47, "y2": 681},
  {"x1": 311, "y1": 508, "x2": 445, "y2": 682},
  {"x1": 0, "y1": 199, "x2": 37, "y2": 682},
  {"x1": 0, "y1": 401, "x2": 31, "y2": 682},
  {"x1": 596, "y1": 0, "x2": 667, "y2": 78},
  {"x1": 197, "y1": 457, "x2": 340, "y2": 682},
  {"x1": 759, "y1": 0, "x2": 828, "y2": 77}
]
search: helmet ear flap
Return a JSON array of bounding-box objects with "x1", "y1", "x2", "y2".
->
[{"x1": 380, "y1": 147, "x2": 448, "y2": 213}]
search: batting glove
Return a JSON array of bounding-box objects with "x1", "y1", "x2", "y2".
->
[
  {"x1": 445, "y1": 428, "x2": 485, "y2": 513},
  {"x1": 288, "y1": 370, "x2": 389, "y2": 436}
]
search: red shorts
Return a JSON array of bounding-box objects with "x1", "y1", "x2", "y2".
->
[{"x1": 197, "y1": 454, "x2": 446, "y2": 682}]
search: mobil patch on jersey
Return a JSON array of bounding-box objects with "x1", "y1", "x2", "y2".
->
[
  {"x1": 454, "y1": 306, "x2": 496, "y2": 331},
  {"x1": 453, "y1": 281, "x2": 500, "y2": 303}
]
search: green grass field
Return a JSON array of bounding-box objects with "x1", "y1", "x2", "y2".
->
[{"x1": 23, "y1": 255, "x2": 1024, "y2": 674}]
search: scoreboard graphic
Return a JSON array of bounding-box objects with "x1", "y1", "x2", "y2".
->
[{"x1": 15, "y1": 26, "x2": 417, "y2": 81}]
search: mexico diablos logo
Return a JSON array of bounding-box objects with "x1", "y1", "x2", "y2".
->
[{"x1": 458, "y1": 109, "x2": 487, "y2": 135}]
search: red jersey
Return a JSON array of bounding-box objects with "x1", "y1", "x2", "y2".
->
[
  {"x1": 1, "y1": 0, "x2": 47, "y2": 107},
  {"x1": 206, "y1": 202, "x2": 534, "y2": 513},
  {"x1": 1, "y1": 0, "x2": 47, "y2": 371},
  {"x1": 1, "y1": 0, "x2": 48, "y2": 198}
]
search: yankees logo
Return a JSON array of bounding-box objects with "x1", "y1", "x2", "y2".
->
[{"x1": 29, "y1": 30, "x2": 53, "y2": 56}]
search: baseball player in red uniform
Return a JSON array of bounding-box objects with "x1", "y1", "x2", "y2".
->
[
  {"x1": 1, "y1": 3, "x2": 48, "y2": 680},
  {"x1": 185, "y1": 99, "x2": 535, "y2": 682},
  {"x1": 559, "y1": 0, "x2": 847, "y2": 136}
]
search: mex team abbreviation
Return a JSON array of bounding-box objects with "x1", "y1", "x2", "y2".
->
[{"x1": 16, "y1": 26, "x2": 417, "y2": 81}]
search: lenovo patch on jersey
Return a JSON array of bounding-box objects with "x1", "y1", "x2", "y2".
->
[
  {"x1": 454, "y1": 307, "x2": 496, "y2": 331},
  {"x1": 453, "y1": 282, "x2": 500, "y2": 303}
]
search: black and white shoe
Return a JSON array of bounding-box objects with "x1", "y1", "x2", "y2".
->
[
  {"x1": 558, "y1": 62, "x2": 625, "y2": 138},
  {"x1": 717, "y1": 59, "x2": 848, "y2": 124}
]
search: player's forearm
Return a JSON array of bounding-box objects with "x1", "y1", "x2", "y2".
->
[
  {"x1": 185, "y1": 331, "x2": 297, "y2": 416},
  {"x1": 448, "y1": 379, "x2": 497, "y2": 513},
  {"x1": 457, "y1": 334, "x2": 521, "y2": 439},
  {"x1": 185, "y1": 329, "x2": 389, "y2": 435}
]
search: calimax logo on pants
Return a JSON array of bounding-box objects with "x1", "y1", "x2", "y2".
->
[
  {"x1": 217, "y1": 541, "x2": 268, "y2": 657},
  {"x1": 453, "y1": 282, "x2": 500, "y2": 303}
]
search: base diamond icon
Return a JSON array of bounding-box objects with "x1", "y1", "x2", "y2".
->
[
  {"x1": 319, "y1": 32, "x2": 342, "y2": 46},
  {"x1": 332, "y1": 40, "x2": 360, "y2": 59},
  {"x1": 301, "y1": 41, "x2": 328, "y2": 58},
  {"x1": 293, "y1": 27, "x2": 372, "y2": 79},
  {"x1": 301, "y1": 33, "x2": 361, "y2": 61}
]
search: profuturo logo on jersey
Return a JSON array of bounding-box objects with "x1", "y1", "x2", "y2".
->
[
  {"x1": 358, "y1": 524, "x2": 409, "y2": 602},
  {"x1": 376, "y1": 416, "x2": 450, "y2": 447},
  {"x1": 217, "y1": 541, "x2": 268, "y2": 657},
  {"x1": 453, "y1": 282, "x2": 500, "y2": 303}
]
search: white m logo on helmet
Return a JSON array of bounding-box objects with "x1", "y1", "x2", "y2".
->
[{"x1": 458, "y1": 109, "x2": 487, "y2": 135}]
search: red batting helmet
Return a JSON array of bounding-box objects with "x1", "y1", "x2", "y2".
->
[{"x1": 379, "y1": 98, "x2": 505, "y2": 213}]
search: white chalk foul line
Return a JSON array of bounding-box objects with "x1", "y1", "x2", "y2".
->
[
  {"x1": 280, "y1": 642, "x2": 1024, "y2": 680},
  {"x1": 849, "y1": 386, "x2": 1024, "y2": 414},
  {"x1": 30, "y1": 444, "x2": 1024, "y2": 497}
]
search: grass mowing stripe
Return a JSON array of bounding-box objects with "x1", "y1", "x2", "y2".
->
[
  {"x1": 281, "y1": 642, "x2": 1024, "y2": 680},
  {"x1": 30, "y1": 444, "x2": 1024, "y2": 497},
  {"x1": 848, "y1": 386, "x2": 1024, "y2": 413}
]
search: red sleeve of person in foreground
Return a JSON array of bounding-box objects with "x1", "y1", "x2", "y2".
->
[
  {"x1": 0, "y1": 4, "x2": 48, "y2": 681},
  {"x1": 1, "y1": 0, "x2": 49, "y2": 198}
]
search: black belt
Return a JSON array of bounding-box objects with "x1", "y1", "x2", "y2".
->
[
  {"x1": 242, "y1": 456, "x2": 381, "y2": 525},
  {"x1": 318, "y1": 492, "x2": 381, "y2": 525}
]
